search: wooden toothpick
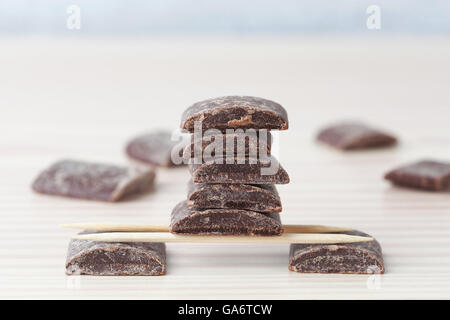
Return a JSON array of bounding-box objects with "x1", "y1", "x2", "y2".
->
[
  {"x1": 73, "y1": 232, "x2": 372, "y2": 244},
  {"x1": 60, "y1": 223, "x2": 353, "y2": 234}
]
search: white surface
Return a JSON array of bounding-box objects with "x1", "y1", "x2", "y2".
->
[{"x1": 1, "y1": 37, "x2": 450, "y2": 299}]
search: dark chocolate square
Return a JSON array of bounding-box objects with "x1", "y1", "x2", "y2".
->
[
  {"x1": 188, "y1": 156, "x2": 290, "y2": 184},
  {"x1": 32, "y1": 159, "x2": 155, "y2": 202},
  {"x1": 180, "y1": 96, "x2": 288, "y2": 132},
  {"x1": 183, "y1": 131, "x2": 272, "y2": 160},
  {"x1": 125, "y1": 130, "x2": 187, "y2": 167},
  {"x1": 170, "y1": 201, "x2": 283, "y2": 235},
  {"x1": 187, "y1": 181, "x2": 282, "y2": 213},
  {"x1": 289, "y1": 230, "x2": 384, "y2": 274},
  {"x1": 385, "y1": 160, "x2": 450, "y2": 191},
  {"x1": 66, "y1": 231, "x2": 166, "y2": 276},
  {"x1": 317, "y1": 122, "x2": 397, "y2": 150}
]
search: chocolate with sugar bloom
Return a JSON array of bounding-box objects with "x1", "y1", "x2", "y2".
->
[
  {"x1": 189, "y1": 156, "x2": 289, "y2": 184},
  {"x1": 289, "y1": 230, "x2": 384, "y2": 274},
  {"x1": 170, "y1": 201, "x2": 283, "y2": 235},
  {"x1": 126, "y1": 130, "x2": 186, "y2": 167},
  {"x1": 66, "y1": 231, "x2": 166, "y2": 276},
  {"x1": 187, "y1": 181, "x2": 282, "y2": 213},
  {"x1": 181, "y1": 96, "x2": 288, "y2": 132},
  {"x1": 317, "y1": 122, "x2": 397, "y2": 150},
  {"x1": 385, "y1": 160, "x2": 450, "y2": 191},
  {"x1": 32, "y1": 159, "x2": 155, "y2": 202}
]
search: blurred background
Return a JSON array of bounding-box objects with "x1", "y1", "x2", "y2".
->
[
  {"x1": 1, "y1": 1, "x2": 449, "y2": 163},
  {"x1": 1, "y1": 0, "x2": 450, "y2": 35}
]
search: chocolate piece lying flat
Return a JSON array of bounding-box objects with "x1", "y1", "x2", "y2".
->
[
  {"x1": 189, "y1": 156, "x2": 290, "y2": 184},
  {"x1": 126, "y1": 130, "x2": 186, "y2": 167},
  {"x1": 183, "y1": 131, "x2": 272, "y2": 160},
  {"x1": 32, "y1": 160, "x2": 155, "y2": 202},
  {"x1": 187, "y1": 181, "x2": 282, "y2": 213},
  {"x1": 66, "y1": 231, "x2": 166, "y2": 276},
  {"x1": 289, "y1": 230, "x2": 384, "y2": 274},
  {"x1": 170, "y1": 201, "x2": 283, "y2": 235},
  {"x1": 385, "y1": 160, "x2": 450, "y2": 191},
  {"x1": 181, "y1": 96, "x2": 288, "y2": 132},
  {"x1": 317, "y1": 122, "x2": 397, "y2": 150}
]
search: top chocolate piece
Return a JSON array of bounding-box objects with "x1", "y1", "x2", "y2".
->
[
  {"x1": 180, "y1": 96, "x2": 289, "y2": 132},
  {"x1": 317, "y1": 122, "x2": 397, "y2": 150}
]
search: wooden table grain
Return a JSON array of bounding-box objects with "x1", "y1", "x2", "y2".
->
[{"x1": 1, "y1": 37, "x2": 449, "y2": 299}]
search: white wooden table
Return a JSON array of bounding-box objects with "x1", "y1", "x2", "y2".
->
[{"x1": 1, "y1": 37, "x2": 449, "y2": 299}]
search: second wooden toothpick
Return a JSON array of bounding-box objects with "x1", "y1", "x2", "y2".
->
[{"x1": 61, "y1": 223, "x2": 353, "y2": 234}]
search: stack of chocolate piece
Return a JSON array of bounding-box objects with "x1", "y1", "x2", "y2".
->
[{"x1": 170, "y1": 96, "x2": 290, "y2": 235}]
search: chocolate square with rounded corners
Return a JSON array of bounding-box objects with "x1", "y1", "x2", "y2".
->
[
  {"x1": 183, "y1": 130, "x2": 272, "y2": 160},
  {"x1": 188, "y1": 156, "x2": 289, "y2": 184},
  {"x1": 289, "y1": 230, "x2": 384, "y2": 274},
  {"x1": 170, "y1": 201, "x2": 283, "y2": 236},
  {"x1": 187, "y1": 181, "x2": 282, "y2": 213},
  {"x1": 385, "y1": 160, "x2": 450, "y2": 191},
  {"x1": 66, "y1": 231, "x2": 166, "y2": 276},
  {"x1": 125, "y1": 130, "x2": 187, "y2": 167},
  {"x1": 181, "y1": 96, "x2": 288, "y2": 132},
  {"x1": 32, "y1": 159, "x2": 155, "y2": 202},
  {"x1": 317, "y1": 122, "x2": 397, "y2": 150}
]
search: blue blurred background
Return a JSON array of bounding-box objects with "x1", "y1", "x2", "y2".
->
[{"x1": 1, "y1": 0, "x2": 449, "y2": 35}]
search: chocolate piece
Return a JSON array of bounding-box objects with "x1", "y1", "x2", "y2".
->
[
  {"x1": 317, "y1": 122, "x2": 397, "y2": 150},
  {"x1": 187, "y1": 181, "x2": 282, "y2": 213},
  {"x1": 170, "y1": 201, "x2": 283, "y2": 235},
  {"x1": 125, "y1": 130, "x2": 186, "y2": 167},
  {"x1": 181, "y1": 96, "x2": 288, "y2": 132},
  {"x1": 289, "y1": 230, "x2": 384, "y2": 274},
  {"x1": 66, "y1": 231, "x2": 166, "y2": 276},
  {"x1": 32, "y1": 160, "x2": 155, "y2": 202},
  {"x1": 189, "y1": 156, "x2": 290, "y2": 184},
  {"x1": 385, "y1": 160, "x2": 450, "y2": 191},
  {"x1": 183, "y1": 131, "x2": 272, "y2": 160}
]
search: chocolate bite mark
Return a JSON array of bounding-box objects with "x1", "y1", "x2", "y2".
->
[
  {"x1": 317, "y1": 122, "x2": 397, "y2": 150},
  {"x1": 385, "y1": 160, "x2": 450, "y2": 191},
  {"x1": 181, "y1": 96, "x2": 288, "y2": 132},
  {"x1": 289, "y1": 230, "x2": 384, "y2": 274},
  {"x1": 187, "y1": 181, "x2": 281, "y2": 213},
  {"x1": 32, "y1": 159, "x2": 155, "y2": 202},
  {"x1": 66, "y1": 232, "x2": 166, "y2": 276},
  {"x1": 125, "y1": 130, "x2": 186, "y2": 167},
  {"x1": 170, "y1": 201, "x2": 283, "y2": 235},
  {"x1": 227, "y1": 115, "x2": 253, "y2": 127},
  {"x1": 189, "y1": 156, "x2": 289, "y2": 184}
]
